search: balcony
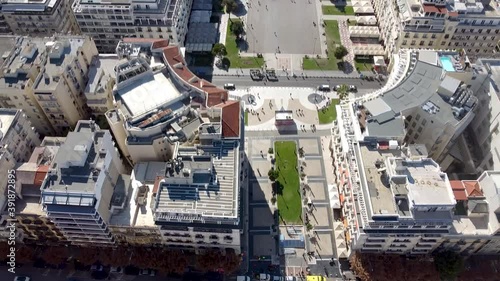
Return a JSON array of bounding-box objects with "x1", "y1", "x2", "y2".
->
[
  {"x1": 223, "y1": 236, "x2": 233, "y2": 242},
  {"x1": 195, "y1": 234, "x2": 204, "y2": 239},
  {"x1": 209, "y1": 235, "x2": 219, "y2": 240}
]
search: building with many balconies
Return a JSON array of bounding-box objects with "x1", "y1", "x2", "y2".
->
[
  {"x1": 0, "y1": 0, "x2": 80, "y2": 36},
  {"x1": 0, "y1": 35, "x2": 99, "y2": 136},
  {"x1": 40, "y1": 120, "x2": 127, "y2": 246},
  {"x1": 373, "y1": 0, "x2": 500, "y2": 58},
  {"x1": 72, "y1": 0, "x2": 192, "y2": 52}
]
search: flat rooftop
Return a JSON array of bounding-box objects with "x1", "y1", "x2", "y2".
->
[
  {"x1": 85, "y1": 54, "x2": 122, "y2": 94},
  {"x1": 1, "y1": 0, "x2": 58, "y2": 12},
  {"x1": 357, "y1": 144, "x2": 403, "y2": 216},
  {"x1": 15, "y1": 196, "x2": 44, "y2": 216},
  {"x1": 0, "y1": 109, "x2": 17, "y2": 140},
  {"x1": 0, "y1": 36, "x2": 17, "y2": 66},
  {"x1": 155, "y1": 142, "x2": 239, "y2": 220},
  {"x1": 116, "y1": 70, "x2": 182, "y2": 117},
  {"x1": 0, "y1": 36, "x2": 88, "y2": 91},
  {"x1": 387, "y1": 158, "x2": 456, "y2": 206}
]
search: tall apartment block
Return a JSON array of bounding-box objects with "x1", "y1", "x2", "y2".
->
[
  {"x1": 460, "y1": 58, "x2": 500, "y2": 173},
  {"x1": 0, "y1": 0, "x2": 79, "y2": 36},
  {"x1": 0, "y1": 35, "x2": 98, "y2": 136},
  {"x1": 373, "y1": 0, "x2": 500, "y2": 58},
  {"x1": 72, "y1": 0, "x2": 193, "y2": 52},
  {"x1": 11, "y1": 136, "x2": 68, "y2": 245},
  {"x1": 40, "y1": 120, "x2": 127, "y2": 246},
  {"x1": 0, "y1": 109, "x2": 41, "y2": 240}
]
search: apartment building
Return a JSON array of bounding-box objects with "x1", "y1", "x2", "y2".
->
[
  {"x1": 107, "y1": 38, "x2": 228, "y2": 165},
  {"x1": 13, "y1": 137, "x2": 68, "y2": 245},
  {"x1": 0, "y1": 109, "x2": 41, "y2": 241},
  {"x1": 72, "y1": 0, "x2": 192, "y2": 52},
  {"x1": 85, "y1": 54, "x2": 119, "y2": 116},
  {"x1": 330, "y1": 138, "x2": 456, "y2": 255},
  {"x1": 356, "y1": 50, "x2": 484, "y2": 170},
  {"x1": 0, "y1": 6, "x2": 12, "y2": 34},
  {"x1": 0, "y1": 35, "x2": 98, "y2": 136},
  {"x1": 0, "y1": 109, "x2": 41, "y2": 209},
  {"x1": 439, "y1": 171, "x2": 500, "y2": 255},
  {"x1": 0, "y1": 0, "x2": 79, "y2": 36},
  {"x1": 460, "y1": 59, "x2": 500, "y2": 174},
  {"x1": 374, "y1": 0, "x2": 500, "y2": 58},
  {"x1": 40, "y1": 120, "x2": 127, "y2": 246}
]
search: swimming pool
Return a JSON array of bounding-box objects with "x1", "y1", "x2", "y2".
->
[{"x1": 440, "y1": 56, "x2": 455, "y2": 72}]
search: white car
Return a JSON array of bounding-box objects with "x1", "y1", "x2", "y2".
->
[{"x1": 14, "y1": 277, "x2": 31, "y2": 281}]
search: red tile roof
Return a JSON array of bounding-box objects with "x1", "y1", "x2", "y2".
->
[
  {"x1": 162, "y1": 45, "x2": 228, "y2": 107},
  {"x1": 215, "y1": 100, "x2": 241, "y2": 138},
  {"x1": 423, "y1": 4, "x2": 448, "y2": 14},
  {"x1": 464, "y1": 180, "x2": 483, "y2": 198},
  {"x1": 151, "y1": 39, "x2": 169, "y2": 50},
  {"x1": 34, "y1": 165, "x2": 49, "y2": 186},
  {"x1": 153, "y1": 176, "x2": 163, "y2": 194},
  {"x1": 450, "y1": 180, "x2": 467, "y2": 201}
]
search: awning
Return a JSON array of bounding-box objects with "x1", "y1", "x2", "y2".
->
[
  {"x1": 353, "y1": 6, "x2": 374, "y2": 14},
  {"x1": 349, "y1": 26, "x2": 380, "y2": 38},
  {"x1": 328, "y1": 184, "x2": 341, "y2": 209},
  {"x1": 351, "y1": 44, "x2": 385, "y2": 55},
  {"x1": 356, "y1": 16, "x2": 377, "y2": 25}
]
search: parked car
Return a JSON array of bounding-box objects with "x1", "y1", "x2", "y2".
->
[
  {"x1": 14, "y1": 277, "x2": 31, "y2": 281},
  {"x1": 349, "y1": 85, "x2": 357, "y2": 92},
  {"x1": 110, "y1": 266, "x2": 123, "y2": 273},
  {"x1": 334, "y1": 85, "x2": 341, "y2": 91},
  {"x1": 124, "y1": 266, "x2": 140, "y2": 275},
  {"x1": 90, "y1": 264, "x2": 104, "y2": 272}
]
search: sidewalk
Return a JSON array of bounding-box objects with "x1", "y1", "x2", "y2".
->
[{"x1": 212, "y1": 67, "x2": 374, "y2": 78}]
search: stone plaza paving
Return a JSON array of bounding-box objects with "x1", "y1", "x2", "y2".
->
[
  {"x1": 245, "y1": 0, "x2": 322, "y2": 55},
  {"x1": 245, "y1": 135, "x2": 342, "y2": 279}
]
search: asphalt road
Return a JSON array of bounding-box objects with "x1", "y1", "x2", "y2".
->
[{"x1": 210, "y1": 75, "x2": 385, "y2": 90}]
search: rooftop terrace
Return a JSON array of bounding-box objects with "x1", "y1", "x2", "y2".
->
[{"x1": 154, "y1": 141, "x2": 240, "y2": 222}]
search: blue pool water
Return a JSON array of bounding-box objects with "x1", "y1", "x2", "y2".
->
[{"x1": 440, "y1": 56, "x2": 455, "y2": 72}]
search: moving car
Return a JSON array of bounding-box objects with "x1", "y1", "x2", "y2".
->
[
  {"x1": 318, "y1": 85, "x2": 330, "y2": 91},
  {"x1": 224, "y1": 83, "x2": 236, "y2": 90}
]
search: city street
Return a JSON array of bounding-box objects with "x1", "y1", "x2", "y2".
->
[{"x1": 211, "y1": 75, "x2": 384, "y2": 90}]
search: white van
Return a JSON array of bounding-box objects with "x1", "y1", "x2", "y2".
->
[{"x1": 318, "y1": 85, "x2": 330, "y2": 91}]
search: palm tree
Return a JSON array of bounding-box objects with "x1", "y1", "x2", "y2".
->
[{"x1": 337, "y1": 84, "x2": 349, "y2": 100}]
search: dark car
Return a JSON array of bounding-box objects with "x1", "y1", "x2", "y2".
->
[{"x1": 90, "y1": 271, "x2": 108, "y2": 280}]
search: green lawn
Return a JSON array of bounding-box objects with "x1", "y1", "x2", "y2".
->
[
  {"x1": 302, "y1": 20, "x2": 341, "y2": 70},
  {"x1": 244, "y1": 111, "x2": 248, "y2": 126},
  {"x1": 274, "y1": 141, "x2": 302, "y2": 224},
  {"x1": 347, "y1": 20, "x2": 357, "y2": 26},
  {"x1": 322, "y1": 5, "x2": 355, "y2": 15},
  {"x1": 354, "y1": 58, "x2": 374, "y2": 72},
  {"x1": 225, "y1": 20, "x2": 264, "y2": 69},
  {"x1": 318, "y1": 99, "x2": 340, "y2": 124}
]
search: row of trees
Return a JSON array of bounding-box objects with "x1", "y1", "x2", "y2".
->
[
  {"x1": 349, "y1": 251, "x2": 495, "y2": 281},
  {"x1": 0, "y1": 242, "x2": 241, "y2": 275}
]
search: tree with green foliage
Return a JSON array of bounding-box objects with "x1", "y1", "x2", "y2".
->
[
  {"x1": 222, "y1": 0, "x2": 238, "y2": 14},
  {"x1": 268, "y1": 168, "x2": 279, "y2": 182},
  {"x1": 434, "y1": 251, "x2": 464, "y2": 281},
  {"x1": 336, "y1": 84, "x2": 349, "y2": 100},
  {"x1": 230, "y1": 20, "x2": 244, "y2": 38},
  {"x1": 334, "y1": 45, "x2": 349, "y2": 60},
  {"x1": 211, "y1": 43, "x2": 227, "y2": 59}
]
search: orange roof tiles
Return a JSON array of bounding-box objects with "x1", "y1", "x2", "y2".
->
[
  {"x1": 215, "y1": 100, "x2": 241, "y2": 138},
  {"x1": 151, "y1": 39, "x2": 169, "y2": 50},
  {"x1": 450, "y1": 180, "x2": 467, "y2": 201},
  {"x1": 464, "y1": 180, "x2": 483, "y2": 198},
  {"x1": 423, "y1": 4, "x2": 447, "y2": 14},
  {"x1": 34, "y1": 165, "x2": 49, "y2": 186}
]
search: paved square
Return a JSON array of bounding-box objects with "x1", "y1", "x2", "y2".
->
[
  {"x1": 251, "y1": 181, "x2": 274, "y2": 202},
  {"x1": 252, "y1": 207, "x2": 275, "y2": 227},
  {"x1": 309, "y1": 206, "x2": 330, "y2": 227},
  {"x1": 251, "y1": 139, "x2": 271, "y2": 156},
  {"x1": 251, "y1": 160, "x2": 272, "y2": 178},
  {"x1": 299, "y1": 139, "x2": 320, "y2": 155},
  {"x1": 253, "y1": 234, "x2": 277, "y2": 256},
  {"x1": 307, "y1": 182, "x2": 327, "y2": 200},
  {"x1": 245, "y1": 0, "x2": 321, "y2": 54},
  {"x1": 302, "y1": 159, "x2": 323, "y2": 177},
  {"x1": 314, "y1": 233, "x2": 334, "y2": 256}
]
